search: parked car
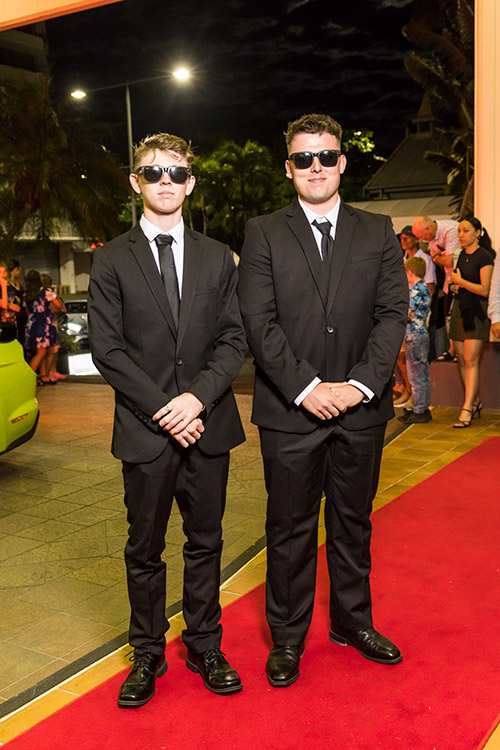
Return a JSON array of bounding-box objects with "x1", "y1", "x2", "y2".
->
[
  {"x1": 58, "y1": 294, "x2": 89, "y2": 350},
  {"x1": 0, "y1": 322, "x2": 39, "y2": 455}
]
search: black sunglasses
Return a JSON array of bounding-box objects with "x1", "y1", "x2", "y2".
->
[
  {"x1": 135, "y1": 165, "x2": 192, "y2": 184},
  {"x1": 288, "y1": 150, "x2": 341, "y2": 169}
]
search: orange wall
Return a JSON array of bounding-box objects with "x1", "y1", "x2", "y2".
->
[
  {"x1": 0, "y1": 1, "x2": 123, "y2": 31},
  {"x1": 475, "y1": 0, "x2": 499, "y2": 252}
]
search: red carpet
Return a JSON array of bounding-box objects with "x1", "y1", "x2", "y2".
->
[{"x1": 5, "y1": 437, "x2": 500, "y2": 750}]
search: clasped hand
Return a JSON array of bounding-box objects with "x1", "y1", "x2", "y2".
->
[
  {"x1": 301, "y1": 382, "x2": 363, "y2": 420},
  {"x1": 153, "y1": 393, "x2": 205, "y2": 448}
]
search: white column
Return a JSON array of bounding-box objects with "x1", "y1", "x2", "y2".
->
[
  {"x1": 58, "y1": 244, "x2": 76, "y2": 294},
  {"x1": 475, "y1": 0, "x2": 500, "y2": 250}
]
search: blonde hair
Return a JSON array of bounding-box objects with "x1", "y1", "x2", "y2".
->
[{"x1": 133, "y1": 133, "x2": 194, "y2": 171}]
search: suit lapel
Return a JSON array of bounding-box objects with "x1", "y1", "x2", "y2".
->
[
  {"x1": 177, "y1": 228, "x2": 201, "y2": 350},
  {"x1": 128, "y1": 223, "x2": 177, "y2": 335},
  {"x1": 286, "y1": 199, "x2": 328, "y2": 307},
  {"x1": 326, "y1": 202, "x2": 357, "y2": 314}
]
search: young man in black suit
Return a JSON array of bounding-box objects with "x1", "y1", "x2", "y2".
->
[
  {"x1": 237, "y1": 114, "x2": 408, "y2": 687},
  {"x1": 88, "y1": 133, "x2": 246, "y2": 707}
]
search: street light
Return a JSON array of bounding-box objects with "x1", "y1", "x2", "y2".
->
[{"x1": 71, "y1": 68, "x2": 191, "y2": 226}]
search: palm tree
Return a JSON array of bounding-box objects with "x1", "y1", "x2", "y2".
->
[
  {"x1": 0, "y1": 74, "x2": 130, "y2": 254},
  {"x1": 403, "y1": 0, "x2": 474, "y2": 216},
  {"x1": 186, "y1": 140, "x2": 284, "y2": 251}
]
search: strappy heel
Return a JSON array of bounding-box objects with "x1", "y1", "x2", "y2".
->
[
  {"x1": 473, "y1": 401, "x2": 483, "y2": 419},
  {"x1": 454, "y1": 408, "x2": 473, "y2": 429}
]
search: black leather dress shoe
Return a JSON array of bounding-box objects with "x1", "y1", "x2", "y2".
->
[
  {"x1": 266, "y1": 643, "x2": 305, "y2": 687},
  {"x1": 329, "y1": 625, "x2": 402, "y2": 664},
  {"x1": 118, "y1": 651, "x2": 167, "y2": 708},
  {"x1": 186, "y1": 649, "x2": 242, "y2": 694}
]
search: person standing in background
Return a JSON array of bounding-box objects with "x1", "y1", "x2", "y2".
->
[
  {"x1": 7, "y1": 259, "x2": 27, "y2": 343},
  {"x1": 449, "y1": 217, "x2": 494, "y2": 427},
  {"x1": 23, "y1": 270, "x2": 61, "y2": 385},
  {"x1": 398, "y1": 257, "x2": 432, "y2": 424},
  {"x1": 0, "y1": 262, "x2": 11, "y2": 322},
  {"x1": 412, "y1": 215, "x2": 461, "y2": 361},
  {"x1": 487, "y1": 248, "x2": 500, "y2": 341},
  {"x1": 39, "y1": 274, "x2": 66, "y2": 382}
]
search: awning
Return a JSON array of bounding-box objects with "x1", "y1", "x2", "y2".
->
[
  {"x1": 0, "y1": 1, "x2": 123, "y2": 31},
  {"x1": 349, "y1": 195, "x2": 455, "y2": 233}
]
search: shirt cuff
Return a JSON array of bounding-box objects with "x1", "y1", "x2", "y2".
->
[
  {"x1": 294, "y1": 377, "x2": 321, "y2": 406},
  {"x1": 348, "y1": 379, "x2": 374, "y2": 403}
]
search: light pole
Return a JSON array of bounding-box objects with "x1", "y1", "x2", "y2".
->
[{"x1": 71, "y1": 68, "x2": 191, "y2": 226}]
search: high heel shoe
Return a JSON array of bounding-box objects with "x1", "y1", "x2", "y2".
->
[
  {"x1": 454, "y1": 408, "x2": 473, "y2": 428},
  {"x1": 472, "y1": 401, "x2": 483, "y2": 419}
]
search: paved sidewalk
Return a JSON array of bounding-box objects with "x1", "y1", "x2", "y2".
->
[
  {"x1": 3, "y1": 364, "x2": 498, "y2": 716},
  {"x1": 0, "y1": 377, "x2": 265, "y2": 710}
]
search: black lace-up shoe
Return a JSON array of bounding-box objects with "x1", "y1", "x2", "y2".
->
[
  {"x1": 329, "y1": 625, "x2": 402, "y2": 664},
  {"x1": 266, "y1": 643, "x2": 305, "y2": 687},
  {"x1": 118, "y1": 651, "x2": 167, "y2": 708},
  {"x1": 186, "y1": 648, "x2": 242, "y2": 694}
]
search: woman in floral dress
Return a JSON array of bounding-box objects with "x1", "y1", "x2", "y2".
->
[{"x1": 24, "y1": 270, "x2": 62, "y2": 384}]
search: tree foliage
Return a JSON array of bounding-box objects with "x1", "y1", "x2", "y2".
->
[
  {"x1": 340, "y1": 130, "x2": 386, "y2": 202},
  {"x1": 0, "y1": 74, "x2": 130, "y2": 255},
  {"x1": 184, "y1": 131, "x2": 383, "y2": 250},
  {"x1": 403, "y1": 0, "x2": 474, "y2": 216},
  {"x1": 185, "y1": 140, "x2": 290, "y2": 252}
]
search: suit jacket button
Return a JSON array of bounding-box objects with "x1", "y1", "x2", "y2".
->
[
  {"x1": 176, "y1": 358, "x2": 183, "y2": 365},
  {"x1": 326, "y1": 326, "x2": 335, "y2": 334}
]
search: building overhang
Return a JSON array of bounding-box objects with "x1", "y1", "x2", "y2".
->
[
  {"x1": 0, "y1": 1, "x2": 123, "y2": 32},
  {"x1": 349, "y1": 195, "x2": 455, "y2": 234}
]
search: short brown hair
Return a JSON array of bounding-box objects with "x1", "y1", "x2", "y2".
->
[
  {"x1": 284, "y1": 114, "x2": 343, "y2": 150},
  {"x1": 405, "y1": 257, "x2": 426, "y2": 278},
  {"x1": 133, "y1": 133, "x2": 194, "y2": 171}
]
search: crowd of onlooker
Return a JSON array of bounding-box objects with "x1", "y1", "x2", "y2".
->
[
  {"x1": 0, "y1": 259, "x2": 67, "y2": 385},
  {"x1": 394, "y1": 214, "x2": 498, "y2": 428},
  {"x1": 2, "y1": 213, "x2": 499, "y2": 412}
]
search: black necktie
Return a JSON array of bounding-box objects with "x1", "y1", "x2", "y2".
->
[
  {"x1": 155, "y1": 234, "x2": 180, "y2": 328},
  {"x1": 312, "y1": 219, "x2": 334, "y2": 266}
]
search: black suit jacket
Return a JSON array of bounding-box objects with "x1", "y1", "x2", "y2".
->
[
  {"x1": 237, "y1": 198, "x2": 408, "y2": 433},
  {"x1": 88, "y1": 223, "x2": 246, "y2": 462}
]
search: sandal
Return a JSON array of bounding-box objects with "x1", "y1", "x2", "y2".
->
[
  {"x1": 454, "y1": 408, "x2": 473, "y2": 428},
  {"x1": 38, "y1": 376, "x2": 57, "y2": 386},
  {"x1": 436, "y1": 351, "x2": 455, "y2": 362},
  {"x1": 473, "y1": 401, "x2": 483, "y2": 419}
]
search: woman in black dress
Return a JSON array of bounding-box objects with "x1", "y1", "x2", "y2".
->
[{"x1": 449, "y1": 217, "x2": 494, "y2": 427}]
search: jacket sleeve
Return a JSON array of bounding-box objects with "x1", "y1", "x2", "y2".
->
[
  {"x1": 88, "y1": 246, "x2": 170, "y2": 430},
  {"x1": 346, "y1": 216, "x2": 408, "y2": 399},
  {"x1": 237, "y1": 217, "x2": 318, "y2": 403},
  {"x1": 186, "y1": 248, "x2": 247, "y2": 415}
]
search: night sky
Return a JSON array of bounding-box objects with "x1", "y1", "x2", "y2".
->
[{"x1": 46, "y1": 0, "x2": 423, "y2": 163}]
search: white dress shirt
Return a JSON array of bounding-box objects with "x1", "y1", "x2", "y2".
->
[
  {"x1": 140, "y1": 214, "x2": 185, "y2": 297},
  {"x1": 299, "y1": 198, "x2": 341, "y2": 259}
]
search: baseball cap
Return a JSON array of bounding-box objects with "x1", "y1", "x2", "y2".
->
[{"x1": 400, "y1": 225, "x2": 416, "y2": 237}]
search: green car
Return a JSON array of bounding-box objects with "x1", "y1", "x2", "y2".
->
[{"x1": 0, "y1": 322, "x2": 39, "y2": 455}]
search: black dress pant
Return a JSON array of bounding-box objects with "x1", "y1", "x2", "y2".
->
[
  {"x1": 122, "y1": 441, "x2": 229, "y2": 656},
  {"x1": 260, "y1": 420, "x2": 385, "y2": 646}
]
